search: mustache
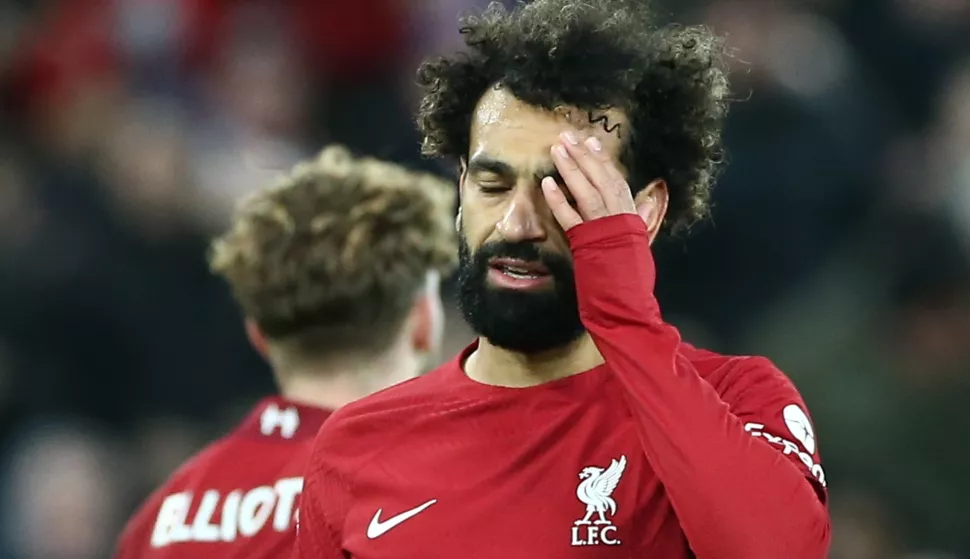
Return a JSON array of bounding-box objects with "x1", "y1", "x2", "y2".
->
[{"x1": 467, "y1": 241, "x2": 573, "y2": 276}]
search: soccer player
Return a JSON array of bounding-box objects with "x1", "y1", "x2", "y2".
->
[
  {"x1": 113, "y1": 145, "x2": 457, "y2": 558},
  {"x1": 294, "y1": 1, "x2": 831, "y2": 558}
]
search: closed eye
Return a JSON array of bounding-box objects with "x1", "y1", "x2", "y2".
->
[
  {"x1": 474, "y1": 177, "x2": 511, "y2": 194},
  {"x1": 479, "y1": 184, "x2": 510, "y2": 195}
]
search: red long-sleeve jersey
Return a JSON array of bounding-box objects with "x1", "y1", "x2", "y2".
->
[
  {"x1": 115, "y1": 397, "x2": 332, "y2": 559},
  {"x1": 294, "y1": 215, "x2": 831, "y2": 558}
]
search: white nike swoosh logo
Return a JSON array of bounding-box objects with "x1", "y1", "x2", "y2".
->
[{"x1": 366, "y1": 499, "x2": 438, "y2": 539}]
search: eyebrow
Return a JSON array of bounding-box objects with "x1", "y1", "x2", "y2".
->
[
  {"x1": 467, "y1": 154, "x2": 562, "y2": 185},
  {"x1": 466, "y1": 155, "x2": 515, "y2": 179}
]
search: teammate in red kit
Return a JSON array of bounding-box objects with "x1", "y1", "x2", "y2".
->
[
  {"x1": 113, "y1": 145, "x2": 457, "y2": 558},
  {"x1": 294, "y1": 1, "x2": 831, "y2": 558}
]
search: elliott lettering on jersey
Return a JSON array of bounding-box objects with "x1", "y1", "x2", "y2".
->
[{"x1": 150, "y1": 477, "x2": 303, "y2": 547}]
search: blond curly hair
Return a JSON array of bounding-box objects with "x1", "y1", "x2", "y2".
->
[{"x1": 210, "y1": 145, "x2": 457, "y2": 356}]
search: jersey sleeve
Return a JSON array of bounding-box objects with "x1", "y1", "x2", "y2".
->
[
  {"x1": 568, "y1": 215, "x2": 831, "y2": 559},
  {"x1": 292, "y1": 419, "x2": 353, "y2": 559},
  {"x1": 725, "y1": 356, "x2": 826, "y2": 495}
]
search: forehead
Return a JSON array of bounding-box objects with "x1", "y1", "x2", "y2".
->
[{"x1": 469, "y1": 87, "x2": 628, "y2": 171}]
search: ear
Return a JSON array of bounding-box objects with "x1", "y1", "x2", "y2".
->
[
  {"x1": 456, "y1": 158, "x2": 468, "y2": 232},
  {"x1": 633, "y1": 179, "x2": 669, "y2": 243},
  {"x1": 458, "y1": 157, "x2": 468, "y2": 197},
  {"x1": 244, "y1": 319, "x2": 270, "y2": 359},
  {"x1": 408, "y1": 271, "x2": 444, "y2": 354}
]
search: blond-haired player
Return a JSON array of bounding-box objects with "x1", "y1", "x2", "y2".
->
[{"x1": 114, "y1": 145, "x2": 457, "y2": 558}]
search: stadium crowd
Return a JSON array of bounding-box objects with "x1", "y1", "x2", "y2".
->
[{"x1": 0, "y1": 0, "x2": 966, "y2": 557}]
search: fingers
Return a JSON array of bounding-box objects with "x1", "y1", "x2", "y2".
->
[
  {"x1": 583, "y1": 136, "x2": 632, "y2": 202},
  {"x1": 551, "y1": 140, "x2": 607, "y2": 221},
  {"x1": 556, "y1": 131, "x2": 636, "y2": 217},
  {"x1": 541, "y1": 176, "x2": 583, "y2": 231},
  {"x1": 547, "y1": 129, "x2": 637, "y2": 230},
  {"x1": 560, "y1": 134, "x2": 621, "y2": 211}
]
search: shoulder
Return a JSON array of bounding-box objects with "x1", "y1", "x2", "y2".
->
[
  {"x1": 681, "y1": 343, "x2": 827, "y2": 490},
  {"x1": 157, "y1": 434, "x2": 244, "y2": 490},
  {"x1": 135, "y1": 436, "x2": 237, "y2": 504},
  {"x1": 115, "y1": 437, "x2": 235, "y2": 554},
  {"x1": 680, "y1": 343, "x2": 808, "y2": 413}
]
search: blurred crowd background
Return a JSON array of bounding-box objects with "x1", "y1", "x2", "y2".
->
[{"x1": 0, "y1": 0, "x2": 967, "y2": 557}]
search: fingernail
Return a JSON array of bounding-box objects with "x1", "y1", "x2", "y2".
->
[
  {"x1": 561, "y1": 130, "x2": 579, "y2": 145},
  {"x1": 553, "y1": 145, "x2": 569, "y2": 159},
  {"x1": 585, "y1": 136, "x2": 602, "y2": 151}
]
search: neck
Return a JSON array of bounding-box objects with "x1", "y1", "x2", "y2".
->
[
  {"x1": 465, "y1": 334, "x2": 604, "y2": 387},
  {"x1": 278, "y1": 373, "x2": 371, "y2": 411},
  {"x1": 275, "y1": 345, "x2": 420, "y2": 410}
]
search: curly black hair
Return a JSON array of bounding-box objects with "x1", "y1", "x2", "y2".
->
[{"x1": 416, "y1": 0, "x2": 731, "y2": 232}]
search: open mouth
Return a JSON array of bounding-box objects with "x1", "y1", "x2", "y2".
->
[
  {"x1": 485, "y1": 257, "x2": 554, "y2": 291},
  {"x1": 488, "y1": 257, "x2": 551, "y2": 279}
]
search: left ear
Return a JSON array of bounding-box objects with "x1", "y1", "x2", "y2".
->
[
  {"x1": 244, "y1": 319, "x2": 270, "y2": 359},
  {"x1": 408, "y1": 271, "x2": 444, "y2": 355},
  {"x1": 633, "y1": 179, "x2": 669, "y2": 243},
  {"x1": 456, "y1": 159, "x2": 468, "y2": 232}
]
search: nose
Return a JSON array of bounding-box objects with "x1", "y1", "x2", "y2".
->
[{"x1": 494, "y1": 185, "x2": 547, "y2": 243}]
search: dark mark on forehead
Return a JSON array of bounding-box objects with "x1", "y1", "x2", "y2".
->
[
  {"x1": 587, "y1": 110, "x2": 622, "y2": 140},
  {"x1": 552, "y1": 107, "x2": 623, "y2": 140}
]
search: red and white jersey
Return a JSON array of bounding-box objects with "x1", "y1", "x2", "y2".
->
[{"x1": 115, "y1": 397, "x2": 331, "y2": 559}]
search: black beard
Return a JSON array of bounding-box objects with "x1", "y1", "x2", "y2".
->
[{"x1": 456, "y1": 237, "x2": 585, "y2": 353}]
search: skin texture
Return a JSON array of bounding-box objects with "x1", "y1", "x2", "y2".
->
[
  {"x1": 458, "y1": 87, "x2": 670, "y2": 386},
  {"x1": 460, "y1": 87, "x2": 668, "y2": 264},
  {"x1": 461, "y1": 87, "x2": 636, "y2": 257}
]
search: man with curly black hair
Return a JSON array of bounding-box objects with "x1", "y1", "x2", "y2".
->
[{"x1": 295, "y1": 1, "x2": 831, "y2": 557}]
